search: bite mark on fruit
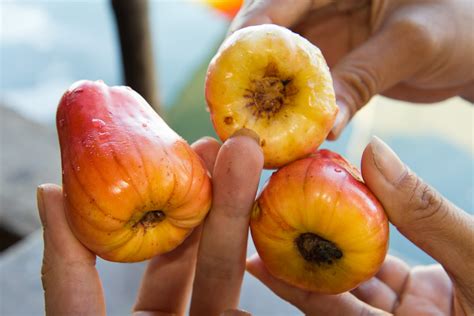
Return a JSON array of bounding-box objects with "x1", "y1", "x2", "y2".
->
[
  {"x1": 135, "y1": 210, "x2": 166, "y2": 229},
  {"x1": 244, "y1": 62, "x2": 298, "y2": 119},
  {"x1": 295, "y1": 232, "x2": 343, "y2": 265}
]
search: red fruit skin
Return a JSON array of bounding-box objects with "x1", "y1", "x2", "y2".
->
[{"x1": 57, "y1": 80, "x2": 212, "y2": 262}]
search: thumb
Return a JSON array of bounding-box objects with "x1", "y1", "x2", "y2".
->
[
  {"x1": 37, "y1": 184, "x2": 105, "y2": 315},
  {"x1": 361, "y1": 137, "x2": 474, "y2": 290},
  {"x1": 328, "y1": 18, "x2": 438, "y2": 139}
]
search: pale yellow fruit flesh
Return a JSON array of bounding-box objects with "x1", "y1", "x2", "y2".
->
[{"x1": 206, "y1": 24, "x2": 338, "y2": 168}]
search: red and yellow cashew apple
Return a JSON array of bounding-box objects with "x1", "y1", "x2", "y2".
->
[
  {"x1": 57, "y1": 80, "x2": 212, "y2": 262},
  {"x1": 205, "y1": 24, "x2": 338, "y2": 168},
  {"x1": 251, "y1": 149, "x2": 389, "y2": 294}
]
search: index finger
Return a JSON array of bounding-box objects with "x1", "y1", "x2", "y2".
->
[
  {"x1": 133, "y1": 137, "x2": 221, "y2": 314},
  {"x1": 38, "y1": 184, "x2": 105, "y2": 316},
  {"x1": 190, "y1": 130, "x2": 264, "y2": 315}
]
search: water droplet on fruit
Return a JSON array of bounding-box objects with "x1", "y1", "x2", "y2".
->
[
  {"x1": 110, "y1": 180, "x2": 129, "y2": 194},
  {"x1": 75, "y1": 166, "x2": 81, "y2": 171},
  {"x1": 92, "y1": 118, "x2": 106, "y2": 128},
  {"x1": 73, "y1": 88, "x2": 83, "y2": 94},
  {"x1": 58, "y1": 119, "x2": 65, "y2": 127},
  {"x1": 334, "y1": 168, "x2": 342, "y2": 173}
]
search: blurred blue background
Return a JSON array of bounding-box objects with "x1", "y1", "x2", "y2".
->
[{"x1": 1, "y1": 1, "x2": 472, "y2": 315}]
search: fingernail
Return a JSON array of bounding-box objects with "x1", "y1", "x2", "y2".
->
[
  {"x1": 220, "y1": 309, "x2": 251, "y2": 316},
  {"x1": 330, "y1": 102, "x2": 349, "y2": 138},
  {"x1": 37, "y1": 185, "x2": 46, "y2": 227},
  {"x1": 229, "y1": 128, "x2": 260, "y2": 144},
  {"x1": 245, "y1": 253, "x2": 260, "y2": 273},
  {"x1": 370, "y1": 136, "x2": 407, "y2": 185},
  {"x1": 194, "y1": 136, "x2": 217, "y2": 145}
]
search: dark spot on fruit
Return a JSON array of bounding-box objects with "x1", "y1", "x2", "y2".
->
[
  {"x1": 261, "y1": 139, "x2": 266, "y2": 147},
  {"x1": 244, "y1": 62, "x2": 298, "y2": 119},
  {"x1": 295, "y1": 232, "x2": 343, "y2": 265},
  {"x1": 224, "y1": 116, "x2": 233, "y2": 125},
  {"x1": 134, "y1": 210, "x2": 166, "y2": 229}
]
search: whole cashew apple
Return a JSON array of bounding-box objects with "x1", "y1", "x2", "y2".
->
[
  {"x1": 251, "y1": 149, "x2": 389, "y2": 294},
  {"x1": 57, "y1": 80, "x2": 212, "y2": 262}
]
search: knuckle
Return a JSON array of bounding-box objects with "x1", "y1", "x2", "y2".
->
[
  {"x1": 392, "y1": 18, "x2": 440, "y2": 56},
  {"x1": 395, "y1": 170, "x2": 447, "y2": 225},
  {"x1": 335, "y1": 65, "x2": 379, "y2": 114}
]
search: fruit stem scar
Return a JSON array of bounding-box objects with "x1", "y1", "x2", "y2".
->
[
  {"x1": 244, "y1": 62, "x2": 298, "y2": 119},
  {"x1": 295, "y1": 232, "x2": 343, "y2": 265},
  {"x1": 135, "y1": 210, "x2": 166, "y2": 228}
]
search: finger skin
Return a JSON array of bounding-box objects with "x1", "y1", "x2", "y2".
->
[
  {"x1": 351, "y1": 277, "x2": 398, "y2": 312},
  {"x1": 220, "y1": 309, "x2": 251, "y2": 316},
  {"x1": 228, "y1": 0, "x2": 312, "y2": 34},
  {"x1": 329, "y1": 17, "x2": 440, "y2": 138},
  {"x1": 395, "y1": 265, "x2": 453, "y2": 315},
  {"x1": 38, "y1": 184, "x2": 105, "y2": 316},
  {"x1": 361, "y1": 136, "x2": 474, "y2": 301},
  {"x1": 191, "y1": 137, "x2": 222, "y2": 176},
  {"x1": 246, "y1": 254, "x2": 389, "y2": 315},
  {"x1": 133, "y1": 226, "x2": 202, "y2": 315},
  {"x1": 352, "y1": 255, "x2": 412, "y2": 311},
  {"x1": 375, "y1": 255, "x2": 410, "y2": 296},
  {"x1": 190, "y1": 135, "x2": 263, "y2": 315},
  {"x1": 134, "y1": 138, "x2": 221, "y2": 314}
]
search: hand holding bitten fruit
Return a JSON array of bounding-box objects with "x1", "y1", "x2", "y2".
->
[
  {"x1": 230, "y1": 0, "x2": 474, "y2": 138},
  {"x1": 206, "y1": 23, "x2": 390, "y2": 295},
  {"x1": 223, "y1": 0, "x2": 473, "y2": 314},
  {"x1": 38, "y1": 0, "x2": 474, "y2": 313}
]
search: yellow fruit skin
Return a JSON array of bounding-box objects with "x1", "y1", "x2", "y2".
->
[
  {"x1": 205, "y1": 24, "x2": 338, "y2": 169},
  {"x1": 250, "y1": 150, "x2": 389, "y2": 294},
  {"x1": 57, "y1": 80, "x2": 212, "y2": 262}
]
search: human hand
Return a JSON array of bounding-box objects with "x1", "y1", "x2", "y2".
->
[
  {"x1": 37, "y1": 133, "x2": 263, "y2": 316},
  {"x1": 247, "y1": 136, "x2": 474, "y2": 315},
  {"x1": 230, "y1": 0, "x2": 474, "y2": 139}
]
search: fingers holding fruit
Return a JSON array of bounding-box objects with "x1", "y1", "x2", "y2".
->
[
  {"x1": 231, "y1": 1, "x2": 474, "y2": 140},
  {"x1": 133, "y1": 137, "x2": 221, "y2": 315},
  {"x1": 361, "y1": 137, "x2": 474, "y2": 305},
  {"x1": 246, "y1": 254, "x2": 388, "y2": 315}
]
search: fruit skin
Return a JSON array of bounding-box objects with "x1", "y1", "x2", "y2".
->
[
  {"x1": 205, "y1": 24, "x2": 338, "y2": 169},
  {"x1": 204, "y1": 0, "x2": 242, "y2": 19},
  {"x1": 250, "y1": 149, "x2": 389, "y2": 294},
  {"x1": 57, "y1": 80, "x2": 212, "y2": 263}
]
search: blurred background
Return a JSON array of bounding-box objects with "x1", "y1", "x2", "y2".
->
[{"x1": 0, "y1": 0, "x2": 472, "y2": 315}]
